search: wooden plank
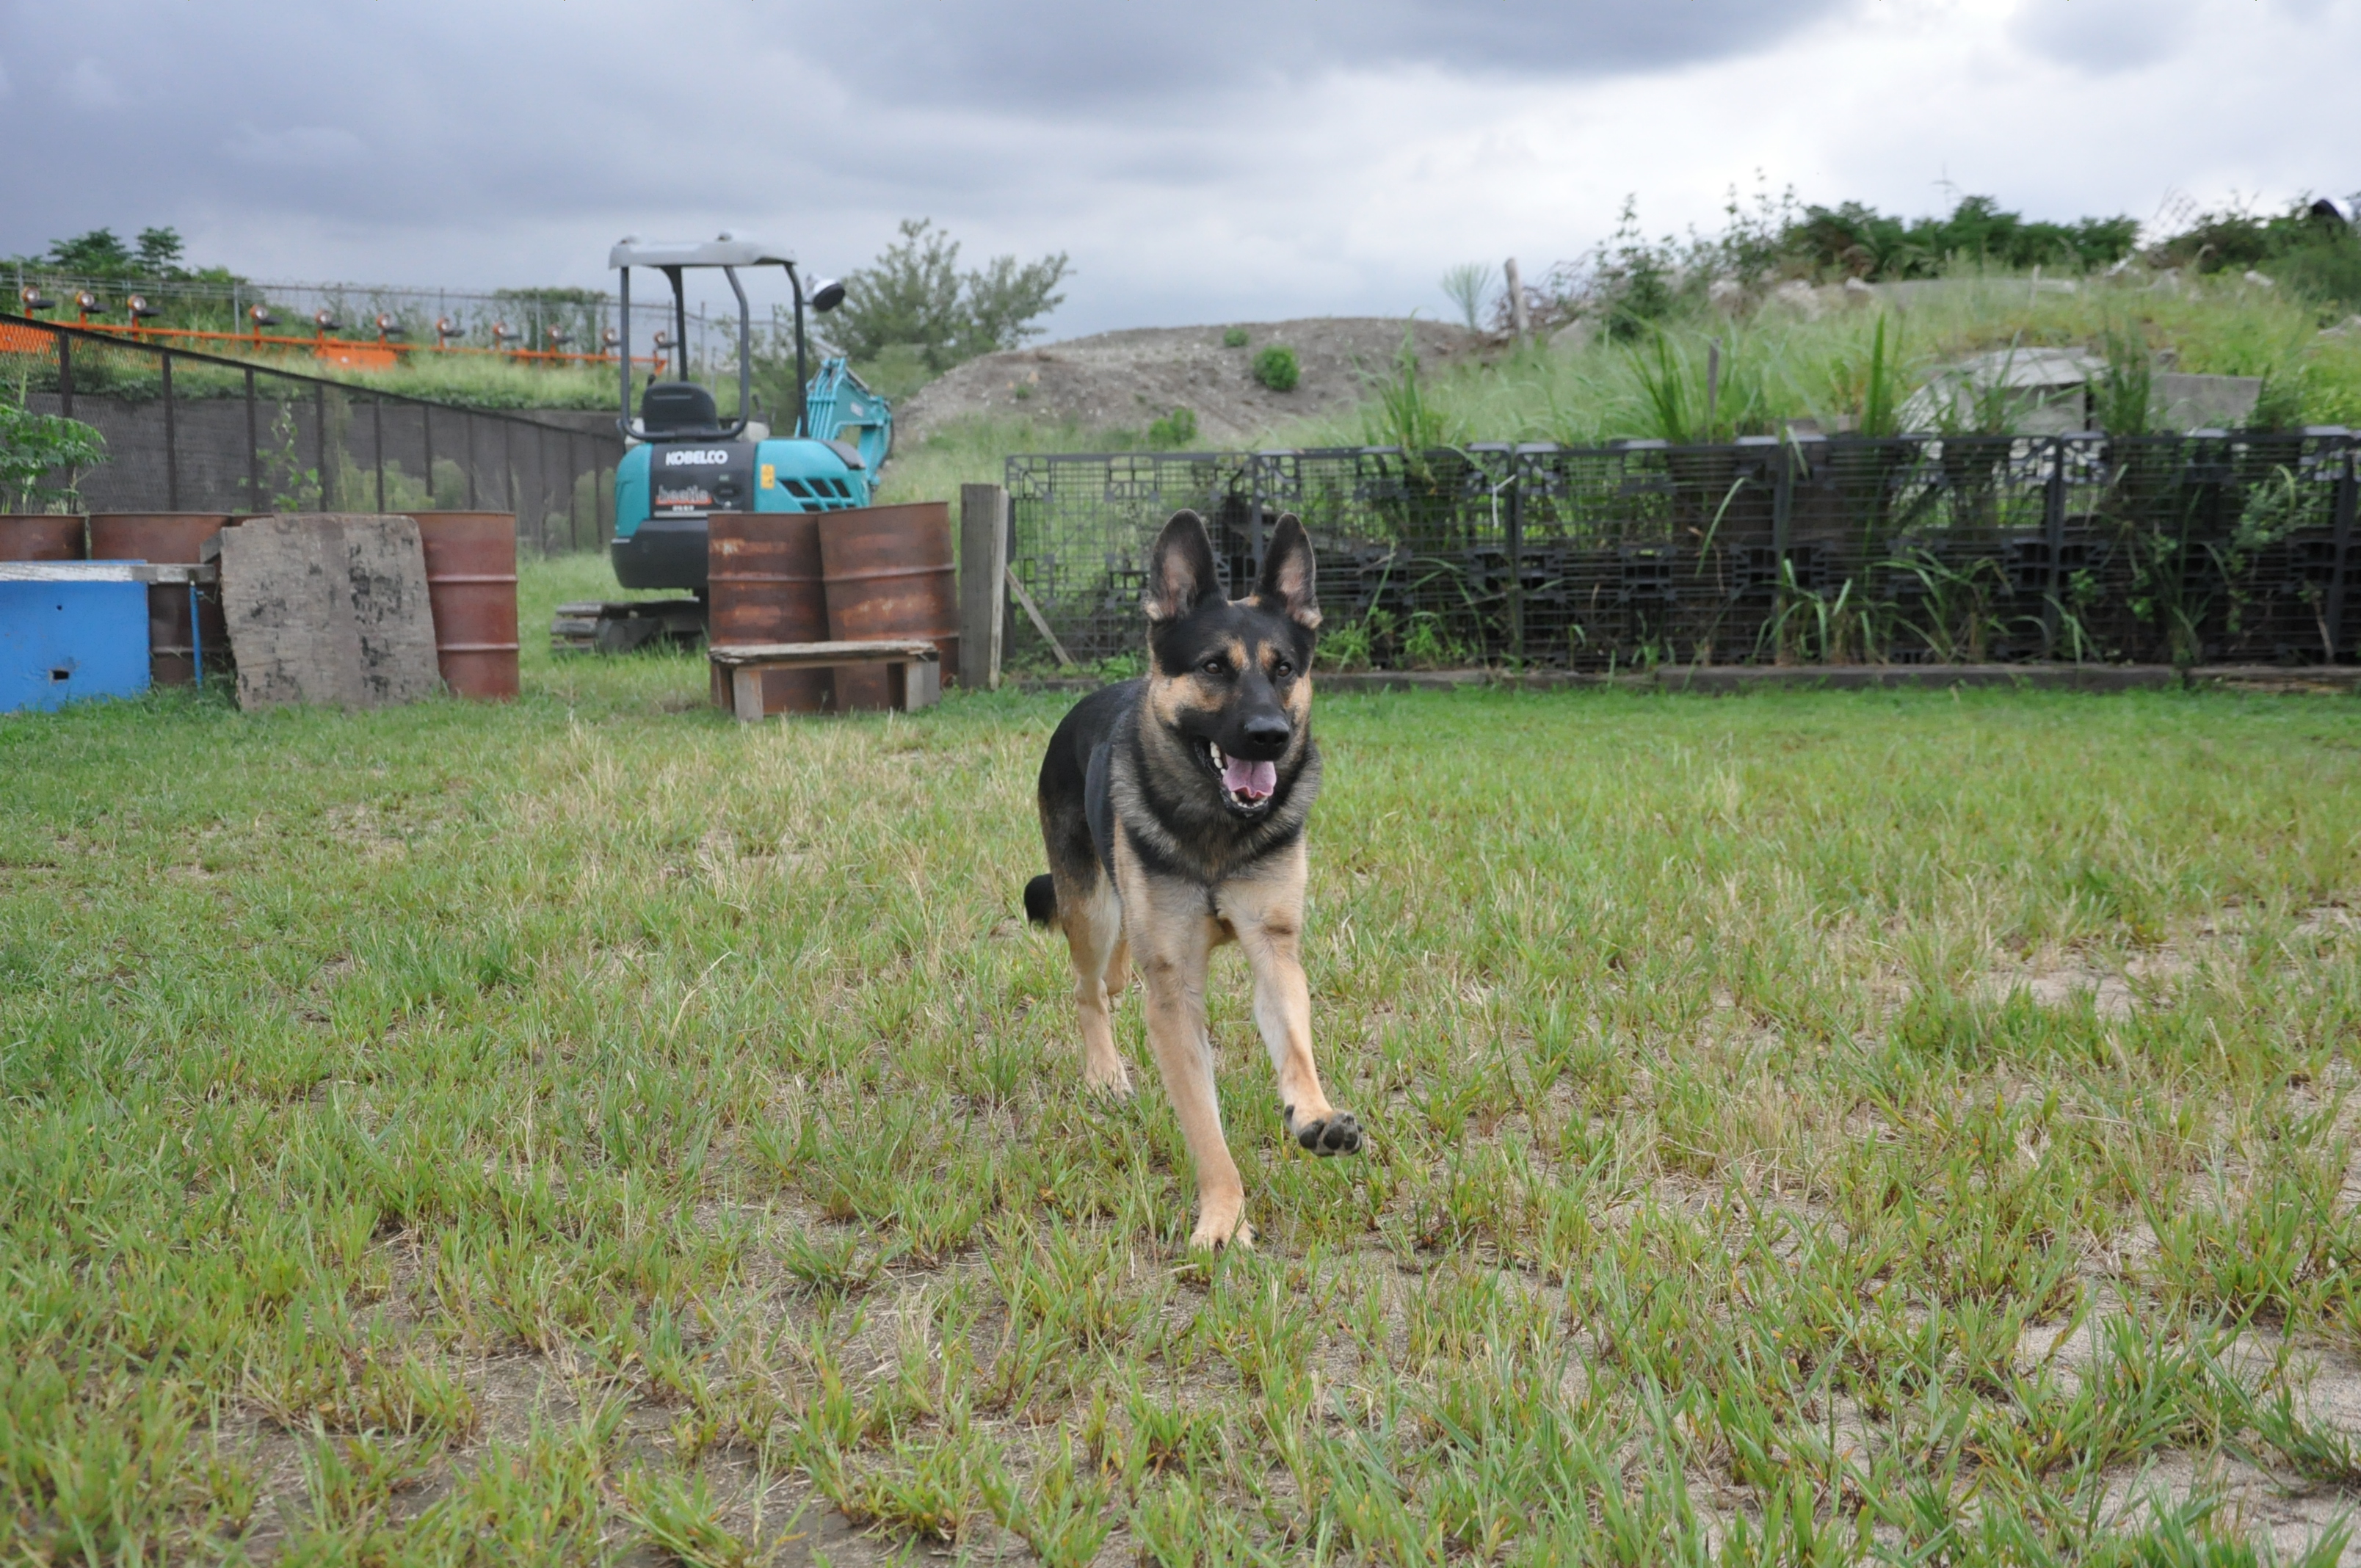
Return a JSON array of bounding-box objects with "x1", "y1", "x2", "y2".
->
[
  {"x1": 1004, "y1": 566, "x2": 1075, "y2": 668},
  {"x1": 0, "y1": 562, "x2": 217, "y2": 584},
  {"x1": 732, "y1": 665, "x2": 766, "y2": 722},
  {"x1": 899, "y1": 657, "x2": 941, "y2": 711},
  {"x1": 958, "y1": 483, "x2": 1008, "y2": 691},
  {"x1": 218, "y1": 514, "x2": 441, "y2": 710},
  {"x1": 706, "y1": 639, "x2": 938, "y2": 667}
]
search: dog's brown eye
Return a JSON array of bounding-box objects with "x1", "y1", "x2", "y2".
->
[
  {"x1": 1273, "y1": 659, "x2": 1294, "y2": 677},
  {"x1": 1200, "y1": 658, "x2": 1227, "y2": 676}
]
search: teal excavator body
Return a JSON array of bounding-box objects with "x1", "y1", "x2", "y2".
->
[
  {"x1": 609, "y1": 355, "x2": 893, "y2": 592},
  {"x1": 562, "y1": 236, "x2": 890, "y2": 649}
]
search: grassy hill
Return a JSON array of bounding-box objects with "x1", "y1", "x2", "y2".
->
[{"x1": 876, "y1": 267, "x2": 2361, "y2": 504}]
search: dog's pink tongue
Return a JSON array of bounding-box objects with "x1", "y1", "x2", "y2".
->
[{"x1": 1222, "y1": 755, "x2": 1278, "y2": 800}]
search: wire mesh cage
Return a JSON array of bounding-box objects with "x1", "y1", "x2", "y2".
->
[{"x1": 1009, "y1": 432, "x2": 2360, "y2": 671}]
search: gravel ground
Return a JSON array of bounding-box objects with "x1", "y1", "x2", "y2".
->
[{"x1": 895, "y1": 316, "x2": 1484, "y2": 446}]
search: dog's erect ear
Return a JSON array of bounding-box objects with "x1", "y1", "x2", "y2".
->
[
  {"x1": 1252, "y1": 513, "x2": 1321, "y2": 630},
  {"x1": 1143, "y1": 510, "x2": 1221, "y2": 623}
]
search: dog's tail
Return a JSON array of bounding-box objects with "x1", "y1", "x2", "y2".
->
[{"x1": 1023, "y1": 874, "x2": 1057, "y2": 927}]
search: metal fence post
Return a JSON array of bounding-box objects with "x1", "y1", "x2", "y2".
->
[
  {"x1": 503, "y1": 418, "x2": 521, "y2": 551},
  {"x1": 314, "y1": 384, "x2": 329, "y2": 509},
  {"x1": 422, "y1": 404, "x2": 435, "y2": 509},
  {"x1": 244, "y1": 367, "x2": 260, "y2": 509},
  {"x1": 372, "y1": 396, "x2": 386, "y2": 512},
  {"x1": 2329, "y1": 437, "x2": 2357, "y2": 664},
  {"x1": 1506, "y1": 451, "x2": 1526, "y2": 664},
  {"x1": 1248, "y1": 454, "x2": 1269, "y2": 588},
  {"x1": 56, "y1": 330, "x2": 73, "y2": 421},
  {"x1": 161, "y1": 351, "x2": 180, "y2": 511},
  {"x1": 2042, "y1": 436, "x2": 2067, "y2": 656},
  {"x1": 465, "y1": 412, "x2": 479, "y2": 509},
  {"x1": 597, "y1": 447, "x2": 610, "y2": 542}
]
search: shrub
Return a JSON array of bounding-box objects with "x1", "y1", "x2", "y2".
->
[
  {"x1": 1145, "y1": 407, "x2": 1197, "y2": 449},
  {"x1": 0, "y1": 377, "x2": 106, "y2": 508},
  {"x1": 1252, "y1": 346, "x2": 1299, "y2": 392},
  {"x1": 834, "y1": 218, "x2": 1071, "y2": 375},
  {"x1": 1222, "y1": 327, "x2": 1248, "y2": 348}
]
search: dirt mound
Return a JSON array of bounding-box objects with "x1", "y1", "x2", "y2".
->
[{"x1": 895, "y1": 317, "x2": 1483, "y2": 448}]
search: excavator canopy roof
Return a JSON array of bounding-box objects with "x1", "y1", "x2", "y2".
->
[{"x1": 608, "y1": 236, "x2": 794, "y2": 269}]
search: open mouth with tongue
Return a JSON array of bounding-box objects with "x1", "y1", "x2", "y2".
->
[{"x1": 1206, "y1": 741, "x2": 1280, "y2": 813}]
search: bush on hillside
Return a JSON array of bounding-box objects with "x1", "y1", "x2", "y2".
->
[
  {"x1": 833, "y1": 219, "x2": 1071, "y2": 377},
  {"x1": 2151, "y1": 198, "x2": 2361, "y2": 308},
  {"x1": 1787, "y1": 196, "x2": 2141, "y2": 280}
]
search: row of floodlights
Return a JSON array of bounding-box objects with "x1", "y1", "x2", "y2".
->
[{"x1": 18, "y1": 286, "x2": 637, "y2": 353}]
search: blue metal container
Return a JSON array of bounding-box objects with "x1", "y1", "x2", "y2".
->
[{"x1": 1, "y1": 572, "x2": 153, "y2": 713}]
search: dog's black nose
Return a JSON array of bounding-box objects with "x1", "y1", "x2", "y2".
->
[{"x1": 1241, "y1": 716, "x2": 1291, "y2": 755}]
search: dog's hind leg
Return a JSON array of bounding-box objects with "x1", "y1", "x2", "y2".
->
[{"x1": 1057, "y1": 872, "x2": 1134, "y2": 1097}]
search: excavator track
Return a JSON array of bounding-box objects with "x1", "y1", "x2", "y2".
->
[{"x1": 551, "y1": 599, "x2": 706, "y2": 654}]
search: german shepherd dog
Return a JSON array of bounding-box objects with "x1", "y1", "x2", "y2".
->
[{"x1": 1024, "y1": 510, "x2": 1360, "y2": 1248}]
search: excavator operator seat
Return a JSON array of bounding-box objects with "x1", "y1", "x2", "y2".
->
[{"x1": 640, "y1": 380, "x2": 723, "y2": 438}]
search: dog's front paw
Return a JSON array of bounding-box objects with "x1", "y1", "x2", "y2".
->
[
  {"x1": 1084, "y1": 1056, "x2": 1136, "y2": 1098},
  {"x1": 1189, "y1": 1187, "x2": 1252, "y2": 1249},
  {"x1": 1189, "y1": 1211, "x2": 1254, "y2": 1250},
  {"x1": 1285, "y1": 1106, "x2": 1363, "y2": 1157}
]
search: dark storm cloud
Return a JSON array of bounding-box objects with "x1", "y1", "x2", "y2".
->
[
  {"x1": 0, "y1": 0, "x2": 1844, "y2": 257},
  {"x1": 838, "y1": 0, "x2": 1851, "y2": 106}
]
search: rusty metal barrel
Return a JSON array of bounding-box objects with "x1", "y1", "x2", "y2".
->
[
  {"x1": 406, "y1": 512, "x2": 521, "y2": 700},
  {"x1": 818, "y1": 502, "x2": 959, "y2": 711},
  {"x1": 708, "y1": 512, "x2": 833, "y2": 713},
  {"x1": 0, "y1": 515, "x2": 85, "y2": 561},
  {"x1": 87, "y1": 513, "x2": 233, "y2": 686}
]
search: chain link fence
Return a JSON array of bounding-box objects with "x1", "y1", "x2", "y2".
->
[
  {"x1": 1009, "y1": 433, "x2": 2360, "y2": 669},
  {"x1": 4, "y1": 315, "x2": 617, "y2": 551}
]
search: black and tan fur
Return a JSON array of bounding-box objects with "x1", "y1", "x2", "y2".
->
[{"x1": 1024, "y1": 510, "x2": 1359, "y2": 1248}]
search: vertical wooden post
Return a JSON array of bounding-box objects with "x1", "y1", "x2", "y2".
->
[
  {"x1": 959, "y1": 482, "x2": 1009, "y2": 690},
  {"x1": 1504, "y1": 258, "x2": 1528, "y2": 341}
]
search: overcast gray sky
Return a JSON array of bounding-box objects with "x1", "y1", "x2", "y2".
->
[{"x1": 4, "y1": 0, "x2": 2354, "y2": 338}]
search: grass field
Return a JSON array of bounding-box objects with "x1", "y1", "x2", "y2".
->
[{"x1": 6, "y1": 556, "x2": 2361, "y2": 1565}]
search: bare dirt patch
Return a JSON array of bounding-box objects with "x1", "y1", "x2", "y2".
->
[{"x1": 896, "y1": 317, "x2": 1484, "y2": 446}]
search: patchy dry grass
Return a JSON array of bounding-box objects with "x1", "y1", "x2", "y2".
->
[{"x1": 4, "y1": 558, "x2": 2361, "y2": 1564}]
